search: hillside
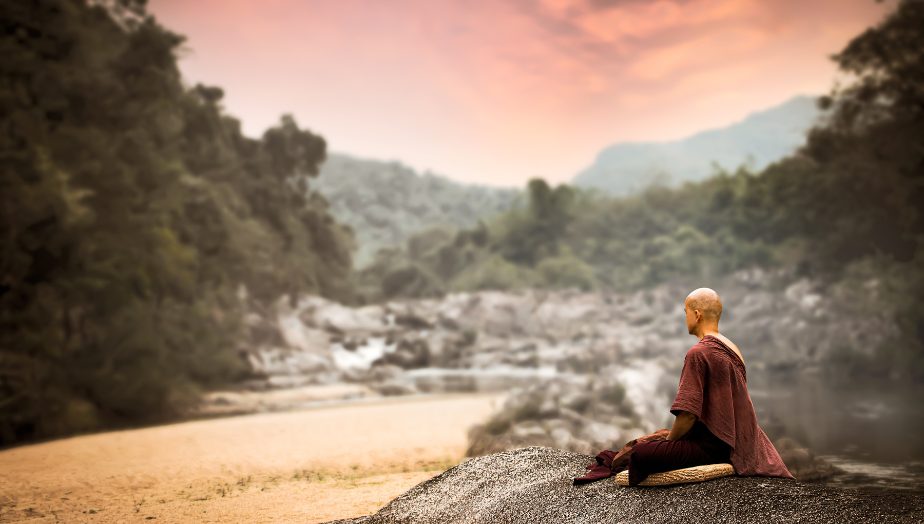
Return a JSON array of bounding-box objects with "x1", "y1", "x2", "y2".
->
[
  {"x1": 572, "y1": 95, "x2": 823, "y2": 195},
  {"x1": 314, "y1": 154, "x2": 522, "y2": 268}
]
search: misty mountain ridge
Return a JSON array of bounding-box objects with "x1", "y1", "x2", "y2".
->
[
  {"x1": 316, "y1": 96, "x2": 823, "y2": 269},
  {"x1": 314, "y1": 153, "x2": 523, "y2": 269},
  {"x1": 572, "y1": 95, "x2": 825, "y2": 195}
]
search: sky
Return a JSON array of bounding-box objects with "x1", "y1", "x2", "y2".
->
[{"x1": 148, "y1": 0, "x2": 892, "y2": 188}]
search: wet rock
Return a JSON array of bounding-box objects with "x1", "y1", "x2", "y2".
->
[
  {"x1": 302, "y1": 296, "x2": 389, "y2": 334},
  {"x1": 437, "y1": 312, "x2": 461, "y2": 330},
  {"x1": 775, "y1": 437, "x2": 842, "y2": 481},
  {"x1": 374, "y1": 338, "x2": 430, "y2": 369},
  {"x1": 422, "y1": 332, "x2": 467, "y2": 368},
  {"x1": 363, "y1": 363, "x2": 404, "y2": 382},
  {"x1": 393, "y1": 312, "x2": 434, "y2": 330},
  {"x1": 328, "y1": 447, "x2": 924, "y2": 524},
  {"x1": 371, "y1": 381, "x2": 418, "y2": 396},
  {"x1": 466, "y1": 375, "x2": 644, "y2": 458}
]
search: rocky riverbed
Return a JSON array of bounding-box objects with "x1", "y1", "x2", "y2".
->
[
  {"x1": 197, "y1": 268, "x2": 910, "y2": 490},
  {"x1": 215, "y1": 268, "x2": 891, "y2": 404}
]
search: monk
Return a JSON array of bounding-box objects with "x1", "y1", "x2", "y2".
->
[{"x1": 626, "y1": 288, "x2": 794, "y2": 486}]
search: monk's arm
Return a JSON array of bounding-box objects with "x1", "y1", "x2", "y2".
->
[{"x1": 667, "y1": 410, "x2": 696, "y2": 440}]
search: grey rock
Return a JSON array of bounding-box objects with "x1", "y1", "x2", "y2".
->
[
  {"x1": 370, "y1": 381, "x2": 419, "y2": 396},
  {"x1": 775, "y1": 436, "x2": 842, "y2": 481},
  {"x1": 374, "y1": 338, "x2": 430, "y2": 369},
  {"x1": 327, "y1": 446, "x2": 924, "y2": 524}
]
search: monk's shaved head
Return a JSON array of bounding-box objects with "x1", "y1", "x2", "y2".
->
[{"x1": 685, "y1": 287, "x2": 723, "y2": 322}]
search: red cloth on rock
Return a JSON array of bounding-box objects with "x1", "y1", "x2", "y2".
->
[
  {"x1": 572, "y1": 429, "x2": 670, "y2": 484},
  {"x1": 670, "y1": 335, "x2": 794, "y2": 479}
]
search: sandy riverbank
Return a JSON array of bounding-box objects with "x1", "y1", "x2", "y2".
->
[{"x1": 0, "y1": 393, "x2": 504, "y2": 523}]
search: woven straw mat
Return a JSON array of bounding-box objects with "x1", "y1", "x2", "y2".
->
[{"x1": 614, "y1": 463, "x2": 735, "y2": 487}]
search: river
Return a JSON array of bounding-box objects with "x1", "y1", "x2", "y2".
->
[{"x1": 751, "y1": 374, "x2": 924, "y2": 493}]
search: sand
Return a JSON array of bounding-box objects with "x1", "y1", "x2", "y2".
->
[{"x1": 0, "y1": 393, "x2": 504, "y2": 523}]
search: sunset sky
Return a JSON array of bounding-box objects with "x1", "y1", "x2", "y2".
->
[{"x1": 148, "y1": 0, "x2": 892, "y2": 187}]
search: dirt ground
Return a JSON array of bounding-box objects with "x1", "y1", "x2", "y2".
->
[{"x1": 0, "y1": 393, "x2": 504, "y2": 523}]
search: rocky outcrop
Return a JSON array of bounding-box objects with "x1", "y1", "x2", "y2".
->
[
  {"x1": 773, "y1": 437, "x2": 842, "y2": 481},
  {"x1": 226, "y1": 269, "x2": 895, "y2": 403},
  {"x1": 465, "y1": 376, "x2": 668, "y2": 457},
  {"x1": 464, "y1": 378, "x2": 840, "y2": 482},
  {"x1": 325, "y1": 447, "x2": 924, "y2": 524}
]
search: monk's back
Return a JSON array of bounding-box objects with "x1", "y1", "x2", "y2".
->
[{"x1": 711, "y1": 333, "x2": 745, "y2": 366}]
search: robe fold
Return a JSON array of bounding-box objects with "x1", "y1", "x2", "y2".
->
[
  {"x1": 572, "y1": 429, "x2": 670, "y2": 484},
  {"x1": 670, "y1": 334, "x2": 794, "y2": 479}
]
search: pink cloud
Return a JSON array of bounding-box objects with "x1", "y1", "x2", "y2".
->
[
  {"x1": 149, "y1": 0, "x2": 893, "y2": 186},
  {"x1": 626, "y1": 25, "x2": 770, "y2": 82}
]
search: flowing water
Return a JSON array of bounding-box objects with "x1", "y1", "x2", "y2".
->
[{"x1": 750, "y1": 374, "x2": 924, "y2": 493}]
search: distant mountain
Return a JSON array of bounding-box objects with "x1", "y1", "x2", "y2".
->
[
  {"x1": 572, "y1": 95, "x2": 824, "y2": 195},
  {"x1": 313, "y1": 153, "x2": 523, "y2": 269}
]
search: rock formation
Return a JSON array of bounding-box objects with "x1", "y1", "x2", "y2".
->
[{"x1": 324, "y1": 446, "x2": 924, "y2": 524}]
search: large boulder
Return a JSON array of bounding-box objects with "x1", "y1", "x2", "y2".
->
[{"x1": 326, "y1": 447, "x2": 923, "y2": 524}]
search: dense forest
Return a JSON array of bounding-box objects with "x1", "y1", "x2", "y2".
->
[
  {"x1": 359, "y1": 1, "x2": 924, "y2": 379},
  {"x1": 0, "y1": 0, "x2": 356, "y2": 444}
]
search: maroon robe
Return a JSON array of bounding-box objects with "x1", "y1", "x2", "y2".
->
[
  {"x1": 573, "y1": 429, "x2": 671, "y2": 484},
  {"x1": 670, "y1": 335, "x2": 794, "y2": 479}
]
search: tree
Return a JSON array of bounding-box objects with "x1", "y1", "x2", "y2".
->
[{"x1": 0, "y1": 0, "x2": 357, "y2": 444}]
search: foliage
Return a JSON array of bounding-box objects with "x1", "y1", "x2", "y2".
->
[
  {"x1": 312, "y1": 154, "x2": 521, "y2": 268},
  {"x1": 0, "y1": 0, "x2": 355, "y2": 445}
]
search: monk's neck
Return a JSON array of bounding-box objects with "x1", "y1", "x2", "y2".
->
[{"x1": 695, "y1": 326, "x2": 720, "y2": 340}]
